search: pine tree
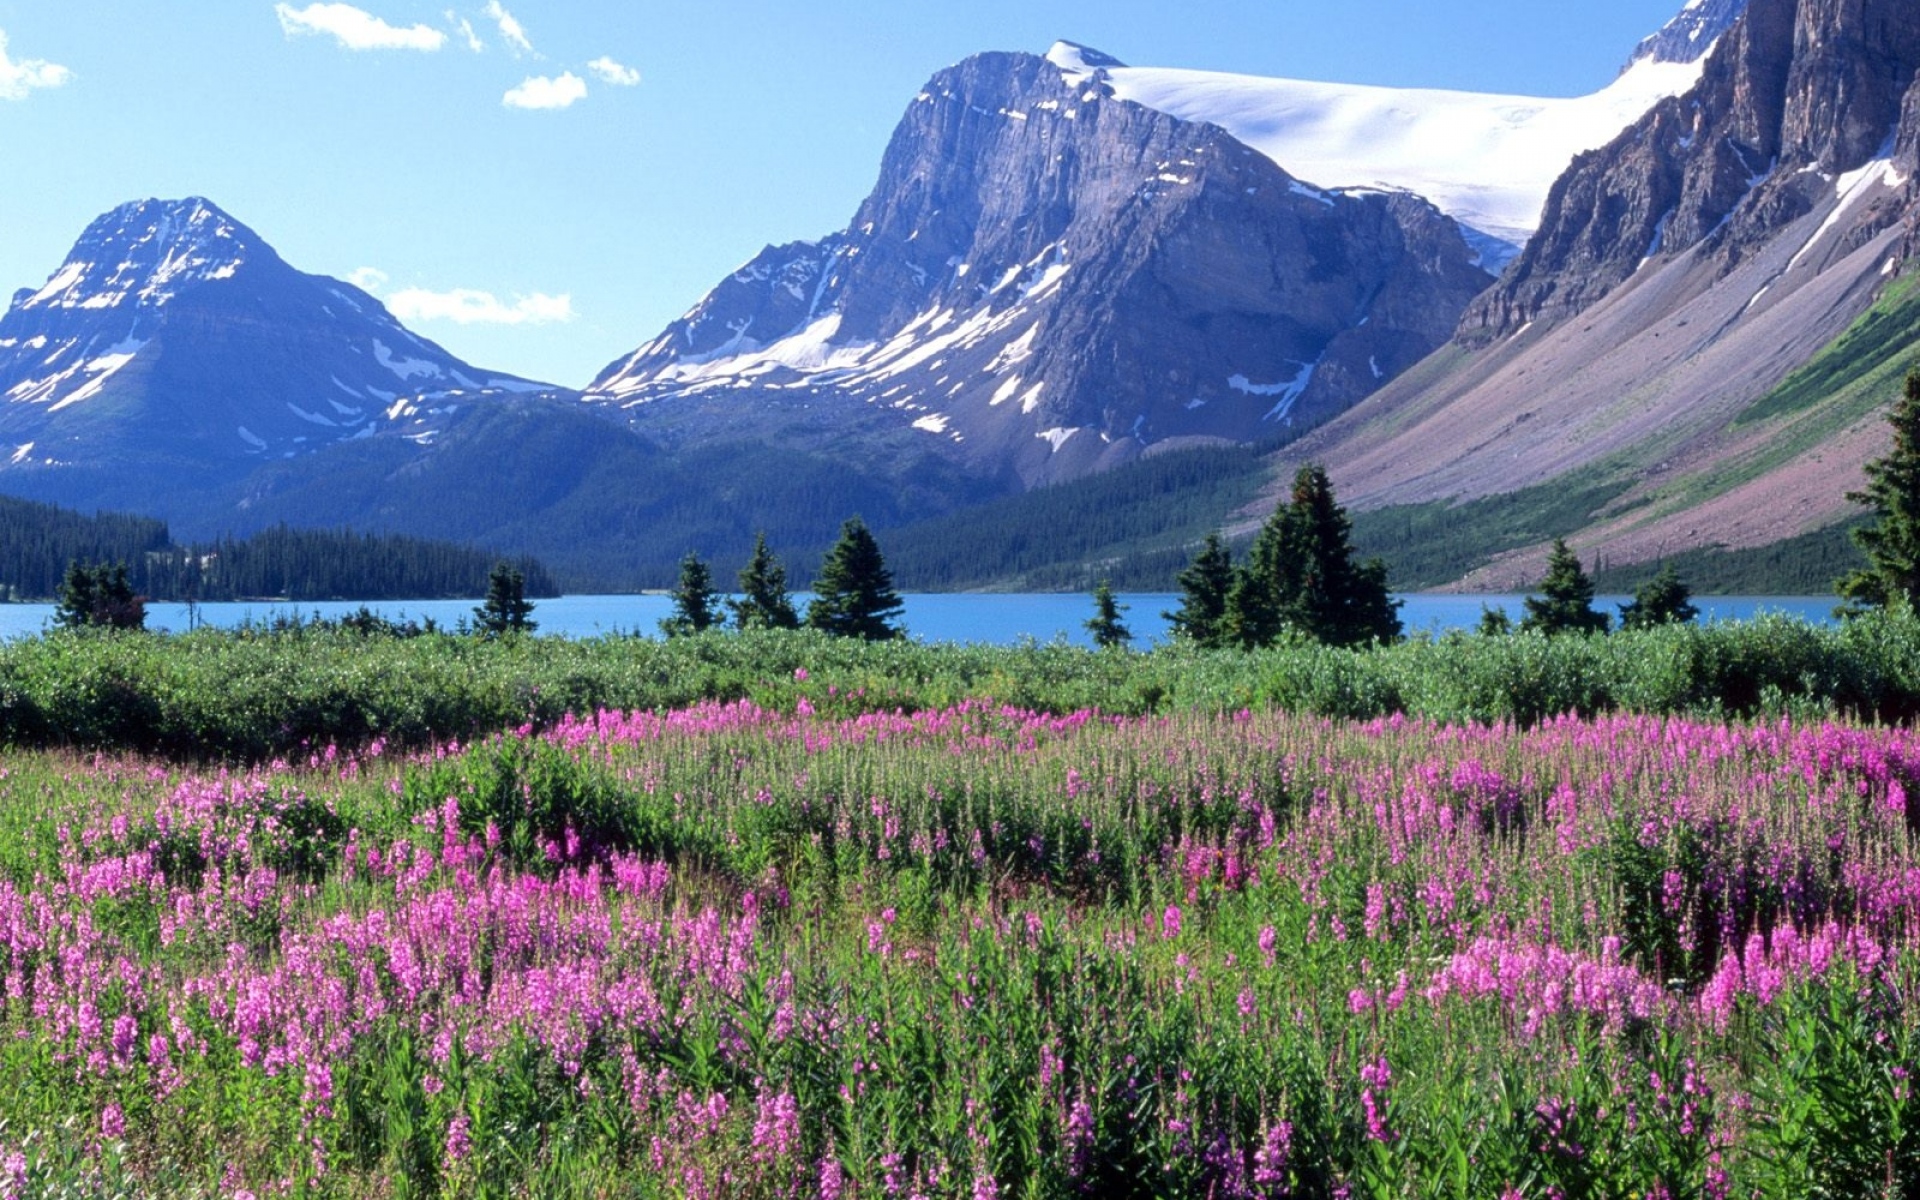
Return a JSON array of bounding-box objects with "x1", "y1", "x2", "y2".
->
[
  {"x1": 55, "y1": 561, "x2": 145, "y2": 631},
  {"x1": 661, "y1": 551, "x2": 722, "y2": 637},
  {"x1": 730, "y1": 532, "x2": 800, "y2": 631},
  {"x1": 1838, "y1": 370, "x2": 1920, "y2": 611},
  {"x1": 1225, "y1": 465, "x2": 1401, "y2": 648},
  {"x1": 807, "y1": 517, "x2": 905, "y2": 641},
  {"x1": 1619, "y1": 563, "x2": 1699, "y2": 630},
  {"x1": 1085, "y1": 580, "x2": 1132, "y2": 649},
  {"x1": 473, "y1": 561, "x2": 536, "y2": 637},
  {"x1": 1477, "y1": 604, "x2": 1513, "y2": 636},
  {"x1": 1521, "y1": 539, "x2": 1609, "y2": 635},
  {"x1": 1164, "y1": 533, "x2": 1235, "y2": 648}
]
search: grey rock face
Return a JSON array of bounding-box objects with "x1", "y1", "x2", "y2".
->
[
  {"x1": 1466, "y1": 0, "x2": 1920, "y2": 340},
  {"x1": 591, "y1": 49, "x2": 1494, "y2": 487},
  {"x1": 1629, "y1": 0, "x2": 1751, "y2": 67}
]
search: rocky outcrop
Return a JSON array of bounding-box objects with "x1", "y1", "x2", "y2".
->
[
  {"x1": 591, "y1": 48, "x2": 1493, "y2": 486},
  {"x1": 1464, "y1": 0, "x2": 1920, "y2": 340}
]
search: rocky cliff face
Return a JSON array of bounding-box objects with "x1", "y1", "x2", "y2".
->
[
  {"x1": 1465, "y1": 0, "x2": 1920, "y2": 339},
  {"x1": 590, "y1": 47, "x2": 1494, "y2": 486}
]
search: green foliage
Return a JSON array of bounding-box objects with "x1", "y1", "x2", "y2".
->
[
  {"x1": 1750, "y1": 972, "x2": 1920, "y2": 1196},
  {"x1": 1838, "y1": 370, "x2": 1920, "y2": 611},
  {"x1": 1084, "y1": 580, "x2": 1131, "y2": 650},
  {"x1": 54, "y1": 561, "x2": 145, "y2": 631},
  {"x1": 1164, "y1": 532, "x2": 1235, "y2": 648},
  {"x1": 1230, "y1": 465, "x2": 1402, "y2": 648},
  {"x1": 1522, "y1": 539, "x2": 1610, "y2": 636},
  {"x1": 472, "y1": 561, "x2": 537, "y2": 638},
  {"x1": 729, "y1": 532, "x2": 800, "y2": 631},
  {"x1": 661, "y1": 551, "x2": 722, "y2": 637},
  {"x1": 1618, "y1": 563, "x2": 1699, "y2": 631},
  {"x1": 1477, "y1": 605, "x2": 1512, "y2": 636},
  {"x1": 807, "y1": 517, "x2": 904, "y2": 641},
  {"x1": 1591, "y1": 519, "x2": 1867, "y2": 596},
  {"x1": 1349, "y1": 469, "x2": 1633, "y2": 590}
]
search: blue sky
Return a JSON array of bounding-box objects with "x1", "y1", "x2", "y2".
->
[{"x1": 0, "y1": 0, "x2": 1693, "y2": 388}]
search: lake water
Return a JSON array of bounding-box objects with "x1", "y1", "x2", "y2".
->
[{"x1": 0, "y1": 593, "x2": 1843, "y2": 647}]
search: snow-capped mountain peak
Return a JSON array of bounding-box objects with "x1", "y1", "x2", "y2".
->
[
  {"x1": 1628, "y1": 0, "x2": 1749, "y2": 68},
  {"x1": 1071, "y1": 4, "x2": 1733, "y2": 251},
  {"x1": 0, "y1": 197, "x2": 555, "y2": 475},
  {"x1": 1045, "y1": 41, "x2": 1127, "y2": 79},
  {"x1": 22, "y1": 197, "x2": 264, "y2": 313}
]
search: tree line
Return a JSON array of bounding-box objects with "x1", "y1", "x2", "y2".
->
[
  {"x1": 1158, "y1": 368, "x2": 1920, "y2": 649},
  {"x1": 662, "y1": 517, "x2": 908, "y2": 642},
  {"x1": 0, "y1": 496, "x2": 555, "y2": 603}
]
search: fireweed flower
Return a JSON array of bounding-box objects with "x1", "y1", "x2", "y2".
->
[{"x1": 1162, "y1": 905, "x2": 1182, "y2": 940}]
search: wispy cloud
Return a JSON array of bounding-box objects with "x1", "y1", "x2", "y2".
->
[
  {"x1": 587, "y1": 57, "x2": 640, "y2": 87},
  {"x1": 483, "y1": 1, "x2": 534, "y2": 56},
  {"x1": 275, "y1": 3, "x2": 447, "y2": 52},
  {"x1": 450, "y1": 15, "x2": 484, "y2": 53},
  {"x1": 386, "y1": 287, "x2": 575, "y2": 326},
  {"x1": 502, "y1": 72, "x2": 585, "y2": 110},
  {"x1": 0, "y1": 29, "x2": 74, "y2": 100},
  {"x1": 348, "y1": 267, "x2": 390, "y2": 293}
]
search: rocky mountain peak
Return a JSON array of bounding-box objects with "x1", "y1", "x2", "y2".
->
[
  {"x1": 589, "y1": 45, "x2": 1493, "y2": 487},
  {"x1": 1464, "y1": 0, "x2": 1920, "y2": 339},
  {"x1": 1629, "y1": 0, "x2": 1751, "y2": 68},
  {"x1": 21, "y1": 197, "x2": 272, "y2": 314},
  {"x1": 0, "y1": 197, "x2": 552, "y2": 487}
]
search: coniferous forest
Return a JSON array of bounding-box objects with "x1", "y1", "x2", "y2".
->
[{"x1": 0, "y1": 495, "x2": 557, "y2": 602}]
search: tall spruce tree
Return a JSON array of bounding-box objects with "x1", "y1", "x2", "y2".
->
[
  {"x1": 1838, "y1": 370, "x2": 1920, "y2": 611},
  {"x1": 807, "y1": 517, "x2": 905, "y2": 641},
  {"x1": 730, "y1": 532, "x2": 801, "y2": 631},
  {"x1": 473, "y1": 561, "x2": 536, "y2": 637},
  {"x1": 1521, "y1": 540, "x2": 1609, "y2": 635},
  {"x1": 1085, "y1": 580, "x2": 1132, "y2": 649},
  {"x1": 1226, "y1": 465, "x2": 1401, "y2": 648},
  {"x1": 1619, "y1": 564, "x2": 1699, "y2": 630},
  {"x1": 1165, "y1": 533, "x2": 1235, "y2": 648},
  {"x1": 661, "y1": 551, "x2": 722, "y2": 637}
]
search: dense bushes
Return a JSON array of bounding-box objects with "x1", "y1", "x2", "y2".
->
[{"x1": 2, "y1": 610, "x2": 1920, "y2": 760}]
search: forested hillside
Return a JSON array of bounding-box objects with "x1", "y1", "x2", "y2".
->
[{"x1": 0, "y1": 496, "x2": 556, "y2": 602}]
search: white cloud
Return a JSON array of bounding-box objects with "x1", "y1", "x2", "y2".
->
[
  {"x1": 450, "y1": 15, "x2": 484, "y2": 53},
  {"x1": 483, "y1": 1, "x2": 534, "y2": 56},
  {"x1": 386, "y1": 287, "x2": 575, "y2": 326},
  {"x1": 0, "y1": 29, "x2": 74, "y2": 100},
  {"x1": 587, "y1": 57, "x2": 640, "y2": 87},
  {"x1": 502, "y1": 72, "x2": 586, "y2": 110},
  {"x1": 275, "y1": 3, "x2": 447, "y2": 52},
  {"x1": 348, "y1": 266, "x2": 390, "y2": 293}
]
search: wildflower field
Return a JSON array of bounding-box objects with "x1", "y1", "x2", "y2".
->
[{"x1": 7, "y1": 671, "x2": 1920, "y2": 1196}]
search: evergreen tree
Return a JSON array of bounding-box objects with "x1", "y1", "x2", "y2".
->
[
  {"x1": 473, "y1": 561, "x2": 536, "y2": 637},
  {"x1": 1477, "y1": 604, "x2": 1513, "y2": 636},
  {"x1": 1838, "y1": 370, "x2": 1920, "y2": 611},
  {"x1": 55, "y1": 561, "x2": 145, "y2": 631},
  {"x1": 730, "y1": 532, "x2": 801, "y2": 631},
  {"x1": 1085, "y1": 580, "x2": 1131, "y2": 649},
  {"x1": 807, "y1": 517, "x2": 905, "y2": 641},
  {"x1": 1521, "y1": 540, "x2": 1610, "y2": 635},
  {"x1": 1165, "y1": 533, "x2": 1235, "y2": 648},
  {"x1": 1225, "y1": 465, "x2": 1401, "y2": 648},
  {"x1": 661, "y1": 552, "x2": 723, "y2": 637},
  {"x1": 1619, "y1": 564, "x2": 1699, "y2": 630}
]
